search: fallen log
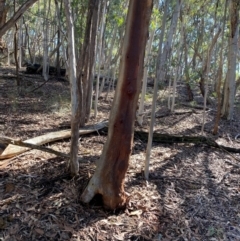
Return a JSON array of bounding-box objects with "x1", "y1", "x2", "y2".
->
[
  {"x1": 0, "y1": 121, "x2": 108, "y2": 160},
  {"x1": 25, "y1": 63, "x2": 66, "y2": 76},
  {"x1": 134, "y1": 131, "x2": 240, "y2": 154},
  {"x1": 0, "y1": 136, "x2": 70, "y2": 158},
  {"x1": 1, "y1": 120, "x2": 239, "y2": 163}
]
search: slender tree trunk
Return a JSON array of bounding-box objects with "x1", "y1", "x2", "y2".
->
[
  {"x1": 42, "y1": 0, "x2": 50, "y2": 81},
  {"x1": 94, "y1": 0, "x2": 107, "y2": 118},
  {"x1": 199, "y1": 27, "x2": 221, "y2": 99},
  {"x1": 201, "y1": 48, "x2": 211, "y2": 134},
  {"x1": 55, "y1": 0, "x2": 68, "y2": 71},
  {"x1": 221, "y1": 0, "x2": 239, "y2": 120},
  {"x1": 137, "y1": 28, "x2": 155, "y2": 126},
  {"x1": 171, "y1": 19, "x2": 184, "y2": 112},
  {"x1": 55, "y1": 0, "x2": 63, "y2": 78},
  {"x1": 81, "y1": 0, "x2": 153, "y2": 210},
  {"x1": 85, "y1": 1, "x2": 99, "y2": 122},
  {"x1": 77, "y1": 0, "x2": 99, "y2": 126},
  {"x1": 13, "y1": 0, "x2": 20, "y2": 87},
  {"x1": 183, "y1": 25, "x2": 193, "y2": 101},
  {"x1": 18, "y1": 17, "x2": 23, "y2": 67},
  {"x1": 213, "y1": 0, "x2": 228, "y2": 134},
  {"x1": 144, "y1": 0, "x2": 169, "y2": 180},
  {"x1": 158, "y1": 0, "x2": 182, "y2": 84},
  {"x1": 64, "y1": 0, "x2": 79, "y2": 176},
  {"x1": 14, "y1": 23, "x2": 20, "y2": 86},
  {"x1": 23, "y1": 17, "x2": 33, "y2": 63}
]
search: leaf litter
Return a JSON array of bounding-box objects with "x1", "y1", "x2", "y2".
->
[{"x1": 0, "y1": 67, "x2": 240, "y2": 240}]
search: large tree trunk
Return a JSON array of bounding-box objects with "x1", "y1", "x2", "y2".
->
[
  {"x1": 81, "y1": 0, "x2": 153, "y2": 210},
  {"x1": 0, "y1": 0, "x2": 38, "y2": 38}
]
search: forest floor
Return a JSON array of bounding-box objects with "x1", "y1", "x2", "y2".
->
[{"x1": 0, "y1": 66, "x2": 240, "y2": 241}]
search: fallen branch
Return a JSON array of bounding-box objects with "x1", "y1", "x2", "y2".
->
[
  {"x1": 134, "y1": 131, "x2": 240, "y2": 154},
  {"x1": 0, "y1": 136, "x2": 70, "y2": 158},
  {"x1": 1, "y1": 120, "x2": 239, "y2": 163},
  {"x1": 0, "y1": 121, "x2": 108, "y2": 160},
  {"x1": 181, "y1": 103, "x2": 212, "y2": 111},
  {"x1": 155, "y1": 110, "x2": 194, "y2": 118}
]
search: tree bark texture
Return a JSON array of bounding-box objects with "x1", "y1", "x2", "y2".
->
[
  {"x1": 221, "y1": 0, "x2": 239, "y2": 120},
  {"x1": 77, "y1": 0, "x2": 99, "y2": 126},
  {"x1": 81, "y1": 0, "x2": 153, "y2": 210}
]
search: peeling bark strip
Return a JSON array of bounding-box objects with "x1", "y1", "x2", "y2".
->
[{"x1": 81, "y1": 0, "x2": 153, "y2": 210}]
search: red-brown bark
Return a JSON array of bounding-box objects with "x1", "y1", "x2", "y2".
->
[{"x1": 81, "y1": 0, "x2": 153, "y2": 210}]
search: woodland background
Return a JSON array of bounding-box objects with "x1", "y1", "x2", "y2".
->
[{"x1": 0, "y1": 0, "x2": 240, "y2": 240}]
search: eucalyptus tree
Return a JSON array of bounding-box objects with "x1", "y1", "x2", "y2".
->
[
  {"x1": 213, "y1": 0, "x2": 228, "y2": 134},
  {"x1": 221, "y1": 0, "x2": 239, "y2": 120},
  {"x1": 42, "y1": 0, "x2": 50, "y2": 80},
  {"x1": 136, "y1": 4, "x2": 159, "y2": 126},
  {"x1": 170, "y1": 15, "x2": 184, "y2": 112},
  {"x1": 137, "y1": 27, "x2": 155, "y2": 126},
  {"x1": 94, "y1": 0, "x2": 128, "y2": 117},
  {"x1": 94, "y1": 0, "x2": 107, "y2": 118},
  {"x1": 81, "y1": 0, "x2": 153, "y2": 210},
  {"x1": 182, "y1": 14, "x2": 193, "y2": 101},
  {"x1": 76, "y1": 0, "x2": 100, "y2": 126},
  {"x1": 158, "y1": 0, "x2": 182, "y2": 86},
  {"x1": 63, "y1": 0, "x2": 79, "y2": 176}
]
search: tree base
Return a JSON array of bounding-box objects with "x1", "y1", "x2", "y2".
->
[{"x1": 80, "y1": 171, "x2": 127, "y2": 210}]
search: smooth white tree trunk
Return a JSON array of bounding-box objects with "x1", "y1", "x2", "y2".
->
[
  {"x1": 64, "y1": 0, "x2": 79, "y2": 175},
  {"x1": 94, "y1": 0, "x2": 107, "y2": 118},
  {"x1": 158, "y1": 0, "x2": 182, "y2": 84},
  {"x1": 137, "y1": 29, "x2": 155, "y2": 126},
  {"x1": 144, "y1": 0, "x2": 169, "y2": 179},
  {"x1": 171, "y1": 22, "x2": 183, "y2": 112}
]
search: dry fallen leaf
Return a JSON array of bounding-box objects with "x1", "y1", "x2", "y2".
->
[
  {"x1": 0, "y1": 217, "x2": 7, "y2": 229},
  {"x1": 35, "y1": 228, "x2": 44, "y2": 235},
  {"x1": 129, "y1": 209, "x2": 143, "y2": 217},
  {"x1": 5, "y1": 183, "x2": 15, "y2": 193},
  {"x1": 113, "y1": 233, "x2": 126, "y2": 241}
]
